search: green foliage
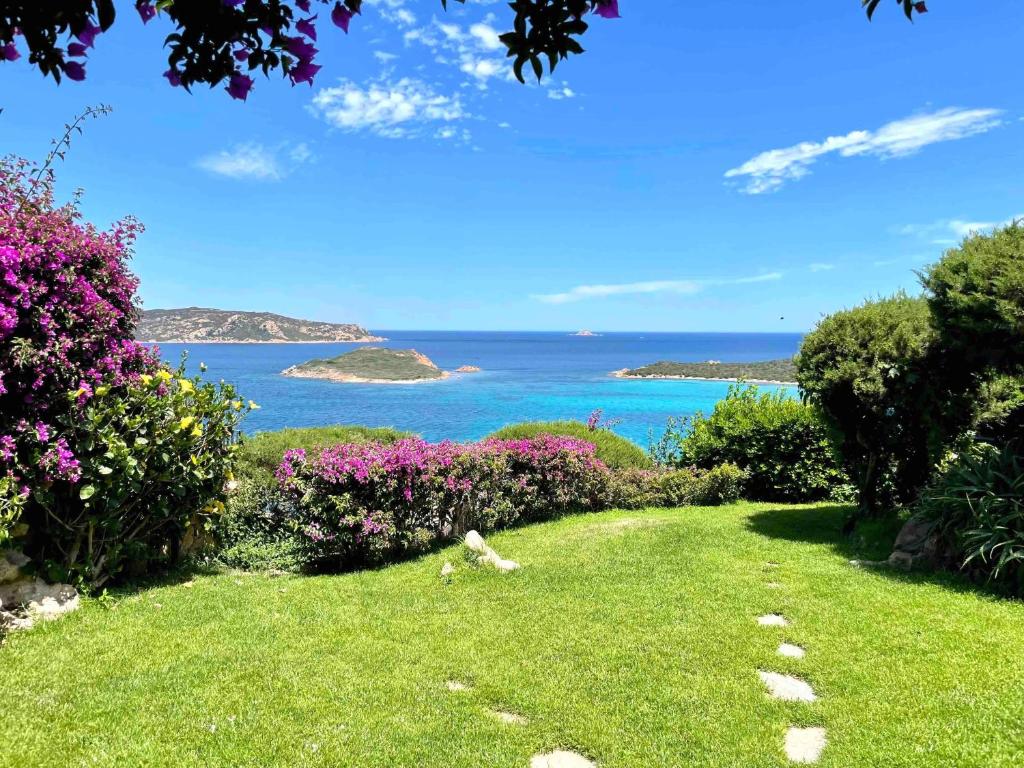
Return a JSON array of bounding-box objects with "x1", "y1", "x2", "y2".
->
[
  {"x1": 922, "y1": 221, "x2": 1024, "y2": 378},
  {"x1": 920, "y1": 442, "x2": 1024, "y2": 594},
  {"x1": 290, "y1": 348, "x2": 445, "y2": 381},
  {"x1": 488, "y1": 421, "x2": 653, "y2": 470},
  {"x1": 623, "y1": 359, "x2": 797, "y2": 382},
  {"x1": 655, "y1": 385, "x2": 850, "y2": 503},
  {"x1": 797, "y1": 293, "x2": 968, "y2": 517},
  {"x1": 24, "y1": 363, "x2": 250, "y2": 587},
  {"x1": 604, "y1": 464, "x2": 745, "y2": 509}
]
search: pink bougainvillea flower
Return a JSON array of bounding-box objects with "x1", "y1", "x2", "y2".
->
[
  {"x1": 226, "y1": 72, "x2": 254, "y2": 100},
  {"x1": 75, "y1": 22, "x2": 102, "y2": 48},
  {"x1": 285, "y1": 36, "x2": 317, "y2": 60},
  {"x1": 67, "y1": 42, "x2": 88, "y2": 57},
  {"x1": 233, "y1": 48, "x2": 250, "y2": 61},
  {"x1": 136, "y1": 2, "x2": 156, "y2": 23},
  {"x1": 1, "y1": 42, "x2": 20, "y2": 61},
  {"x1": 296, "y1": 0, "x2": 311, "y2": 11},
  {"x1": 331, "y1": 3, "x2": 353, "y2": 33},
  {"x1": 593, "y1": 0, "x2": 620, "y2": 19},
  {"x1": 296, "y1": 15, "x2": 318, "y2": 40},
  {"x1": 289, "y1": 59, "x2": 321, "y2": 85},
  {"x1": 64, "y1": 61, "x2": 87, "y2": 81},
  {"x1": 163, "y1": 68, "x2": 182, "y2": 86}
]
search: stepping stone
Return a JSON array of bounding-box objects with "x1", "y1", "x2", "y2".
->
[
  {"x1": 764, "y1": 561, "x2": 780, "y2": 568},
  {"x1": 757, "y1": 614, "x2": 790, "y2": 627},
  {"x1": 530, "y1": 751, "x2": 596, "y2": 768},
  {"x1": 758, "y1": 671, "x2": 817, "y2": 702},
  {"x1": 777, "y1": 643, "x2": 806, "y2": 659},
  {"x1": 446, "y1": 680, "x2": 471, "y2": 692},
  {"x1": 489, "y1": 709, "x2": 528, "y2": 725},
  {"x1": 785, "y1": 726, "x2": 827, "y2": 763},
  {"x1": 766, "y1": 582, "x2": 783, "y2": 589}
]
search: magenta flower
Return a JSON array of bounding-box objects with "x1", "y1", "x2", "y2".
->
[
  {"x1": 226, "y1": 72, "x2": 254, "y2": 100},
  {"x1": 163, "y1": 68, "x2": 182, "y2": 87},
  {"x1": 64, "y1": 61, "x2": 87, "y2": 81},
  {"x1": 331, "y1": 3, "x2": 353, "y2": 33},
  {"x1": 297, "y1": 0, "x2": 311, "y2": 11},
  {"x1": 285, "y1": 36, "x2": 317, "y2": 61},
  {"x1": 289, "y1": 60, "x2": 321, "y2": 85},
  {"x1": 67, "y1": 42, "x2": 88, "y2": 58},
  {"x1": 593, "y1": 0, "x2": 620, "y2": 19},
  {"x1": 75, "y1": 22, "x2": 102, "y2": 48},
  {"x1": 233, "y1": 48, "x2": 250, "y2": 61},
  {"x1": 1, "y1": 42, "x2": 20, "y2": 61},
  {"x1": 296, "y1": 15, "x2": 318, "y2": 40},
  {"x1": 136, "y1": 2, "x2": 157, "y2": 24}
]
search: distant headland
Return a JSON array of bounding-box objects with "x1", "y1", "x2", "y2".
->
[
  {"x1": 283, "y1": 347, "x2": 452, "y2": 384},
  {"x1": 612, "y1": 358, "x2": 798, "y2": 385},
  {"x1": 136, "y1": 307, "x2": 385, "y2": 344},
  {"x1": 572, "y1": 329, "x2": 599, "y2": 337}
]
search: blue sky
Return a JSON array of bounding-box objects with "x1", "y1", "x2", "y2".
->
[{"x1": 2, "y1": 1, "x2": 1022, "y2": 332}]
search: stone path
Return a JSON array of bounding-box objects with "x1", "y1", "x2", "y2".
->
[
  {"x1": 529, "y1": 751, "x2": 597, "y2": 768},
  {"x1": 756, "y1": 562, "x2": 827, "y2": 763},
  {"x1": 489, "y1": 709, "x2": 528, "y2": 725}
]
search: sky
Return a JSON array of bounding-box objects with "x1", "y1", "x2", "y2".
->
[{"x1": 1, "y1": 1, "x2": 1022, "y2": 332}]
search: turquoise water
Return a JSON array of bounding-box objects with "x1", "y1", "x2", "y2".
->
[{"x1": 156, "y1": 331, "x2": 801, "y2": 446}]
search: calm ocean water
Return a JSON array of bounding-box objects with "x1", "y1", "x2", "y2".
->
[{"x1": 155, "y1": 331, "x2": 802, "y2": 446}]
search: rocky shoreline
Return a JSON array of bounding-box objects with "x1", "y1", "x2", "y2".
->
[
  {"x1": 281, "y1": 365, "x2": 452, "y2": 384},
  {"x1": 610, "y1": 369, "x2": 797, "y2": 386}
]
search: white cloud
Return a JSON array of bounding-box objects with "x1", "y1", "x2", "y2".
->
[
  {"x1": 405, "y1": 18, "x2": 510, "y2": 88},
  {"x1": 547, "y1": 86, "x2": 575, "y2": 100},
  {"x1": 365, "y1": 0, "x2": 416, "y2": 26},
  {"x1": 898, "y1": 214, "x2": 1024, "y2": 243},
  {"x1": 310, "y1": 77, "x2": 466, "y2": 138},
  {"x1": 197, "y1": 141, "x2": 313, "y2": 180},
  {"x1": 808, "y1": 262, "x2": 834, "y2": 272},
  {"x1": 373, "y1": 51, "x2": 398, "y2": 63},
  {"x1": 725, "y1": 107, "x2": 1004, "y2": 194},
  {"x1": 532, "y1": 272, "x2": 783, "y2": 304},
  {"x1": 469, "y1": 23, "x2": 503, "y2": 51}
]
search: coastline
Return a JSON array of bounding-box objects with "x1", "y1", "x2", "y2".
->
[{"x1": 610, "y1": 369, "x2": 797, "y2": 386}]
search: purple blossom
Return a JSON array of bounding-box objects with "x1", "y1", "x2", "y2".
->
[
  {"x1": 35, "y1": 422, "x2": 50, "y2": 443},
  {"x1": 296, "y1": 0, "x2": 311, "y2": 11},
  {"x1": 592, "y1": 0, "x2": 620, "y2": 19},
  {"x1": 296, "y1": 16, "x2": 318, "y2": 41},
  {"x1": 75, "y1": 22, "x2": 102, "y2": 48},
  {"x1": 226, "y1": 73, "x2": 254, "y2": 101},
  {"x1": 1, "y1": 42, "x2": 20, "y2": 62},
  {"x1": 331, "y1": 3, "x2": 353, "y2": 33},
  {"x1": 136, "y1": 2, "x2": 157, "y2": 24},
  {"x1": 64, "y1": 61, "x2": 87, "y2": 81},
  {"x1": 164, "y1": 68, "x2": 182, "y2": 87},
  {"x1": 0, "y1": 435, "x2": 15, "y2": 462},
  {"x1": 289, "y1": 59, "x2": 321, "y2": 85},
  {"x1": 285, "y1": 36, "x2": 317, "y2": 61},
  {"x1": 233, "y1": 49, "x2": 250, "y2": 61}
]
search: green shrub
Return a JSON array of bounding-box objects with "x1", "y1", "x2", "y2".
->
[
  {"x1": 604, "y1": 464, "x2": 744, "y2": 509},
  {"x1": 24, "y1": 363, "x2": 249, "y2": 587},
  {"x1": 488, "y1": 421, "x2": 653, "y2": 470},
  {"x1": 797, "y1": 293, "x2": 968, "y2": 518},
  {"x1": 920, "y1": 442, "x2": 1024, "y2": 594},
  {"x1": 654, "y1": 385, "x2": 850, "y2": 503}
]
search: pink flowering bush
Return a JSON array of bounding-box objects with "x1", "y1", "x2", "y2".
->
[
  {"x1": 0, "y1": 158, "x2": 249, "y2": 585},
  {"x1": 276, "y1": 436, "x2": 609, "y2": 570}
]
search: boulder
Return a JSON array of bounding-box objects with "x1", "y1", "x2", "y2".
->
[
  {"x1": 0, "y1": 577, "x2": 80, "y2": 632},
  {"x1": 0, "y1": 549, "x2": 30, "y2": 584},
  {"x1": 464, "y1": 530, "x2": 520, "y2": 573},
  {"x1": 887, "y1": 513, "x2": 943, "y2": 571}
]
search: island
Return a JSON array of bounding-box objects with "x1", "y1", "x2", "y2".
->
[
  {"x1": 612, "y1": 359, "x2": 798, "y2": 385},
  {"x1": 573, "y1": 329, "x2": 599, "y2": 337},
  {"x1": 456, "y1": 365, "x2": 482, "y2": 373},
  {"x1": 282, "y1": 348, "x2": 450, "y2": 384},
  {"x1": 136, "y1": 307, "x2": 385, "y2": 343}
]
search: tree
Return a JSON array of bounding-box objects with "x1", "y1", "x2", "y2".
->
[
  {"x1": 796, "y1": 293, "x2": 969, "y2": 521},
  {"x1": 0, "y1": 0, "x2": 927, "y2": 100}
]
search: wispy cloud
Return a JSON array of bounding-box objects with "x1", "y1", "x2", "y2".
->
[
  {"x1": 197, "y1": 141, "x2": 313, "y2": 180},
  {"x1": 725, "y1": 107, "x2": 1004, "y2": 194},
  {"x1": 808, "y1": 262, "x2": 834, "y2": 272},
  {"x1": 309, "y1": 77, "x2": 466, "y2": 138},
  {"x1": 898, "y1": 213, "x2": 1023, "y2": 244},
  {"x1": 532, "y1": 273, "x2": 783, "y2": 304}
]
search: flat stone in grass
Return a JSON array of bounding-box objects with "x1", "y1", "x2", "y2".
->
[
  {"x1": 530, "y1": 751, "x2": 596, "y2": 768},
  {"x1": 758, "y1": 671, "x2": 817, "y2": 702},
  {"x1": 766, "y1": 581, "x2": 783, "y2": 589},
  {"x1": 757, "y1": 614, "x2": 790, "y2": 627},
  {"x1": 778, "y1": 643, "x2": 806, "y2": 659},
  {"x1": 446, "y1": 680, "x2": 471, "y2": 692},
  {"x1": 784, "y1": 726, "x2": 827, "y2": 763},
  {"x1": 489, "y1": 709, "x2": 528, "y2": 725}
]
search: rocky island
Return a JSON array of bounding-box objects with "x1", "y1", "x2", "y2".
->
[
  {"x1": 282, "y1": 348, "x2": 450, "y2": 384},
  {"x1": 613, "y1": 358, "x2": 798, "y2": 385},
  {"x1": 573, "y1": 329, "x2": 599, "y2": 337},
  {"x1": 136, "y1": 307, "x2": 384, "y2": 343}
]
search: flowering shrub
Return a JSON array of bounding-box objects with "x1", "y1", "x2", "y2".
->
[
  {"x1": 1, "y1": 157, "x2": 250, "y2": 585},
  {"x1": 276, "y1": 436, "x2": 609, "y2": 570}
]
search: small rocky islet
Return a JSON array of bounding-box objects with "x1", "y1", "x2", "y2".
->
[
  {"x1": 612, "y1": 358, "x2": 798, "y2": 385},
  {"x1": 282, "y1": 347, "x2": 480, "y2": 384}
]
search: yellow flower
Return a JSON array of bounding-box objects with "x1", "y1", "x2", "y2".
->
[
  {"x1": 248, "y1": 400, "x2": 261, "y2": 410},
  {"x1": 140, "y1": 374, "x2": 153, "y2": 386},
  {"x1": 191, "y1": 424, "x2": 203, "y2": 437},
  {"x1": 231, "y1": 400, "x2": 243, "y2": 411},
  {"x1": 95, "y1": 385, "x2": 109, "y2": 397},
  {"x1": 156, "y1": 369, "x2": 173, "y2": 382},
  {"x1": 178, "y1": 379, "x2": 194, "y2": 394},
  {"x1": 179, "y1": 416, "x2": 195, "y2": 431}
]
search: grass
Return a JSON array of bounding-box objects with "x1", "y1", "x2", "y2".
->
[
  {"x1": 237, "y1": 425, "x2": 412, "y2": 484},
  {"x1": 488, "y1": 421, "x2": 653, "y2": 469},
  {"x1": 3, "y1": 503, "x2": 1022, "y2": 767},
  {"x1": 623, "y1": 359, "x2": 798, "y2": 382},
  {"x1": 291, "y1": 348, "x2": 446, "y2": 381}
]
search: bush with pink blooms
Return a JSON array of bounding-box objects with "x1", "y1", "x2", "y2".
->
[
  {"x1": 275, "y1": 436, "x2": 609, "y2": 570},
  {"x1": 1, "y1": 158, "x2": 248, "y2": 585}
]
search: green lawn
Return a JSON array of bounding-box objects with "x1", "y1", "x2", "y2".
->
[{"x1": 3, "y1": 503, "x2": 1022, "y2": 767}]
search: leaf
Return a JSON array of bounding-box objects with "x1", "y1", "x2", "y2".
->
[
  {"x1": 98, "y1": 466, "x2": 113, "y2": 476},
  {"x1": 97, "y1": 0, "x2": 117, "y2": 31},
  {"x1": 80, "y1": 485, "x2": 97, "y2": 500}
]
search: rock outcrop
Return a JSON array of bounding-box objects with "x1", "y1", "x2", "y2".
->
[{"x1": 0, "y1": 551, "x2": 80, "y2": 633}]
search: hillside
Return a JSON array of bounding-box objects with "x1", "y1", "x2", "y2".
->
[
  {"x1": 614, "y1": 358, "x2": 798, "y2": 383},
  {"x1": 282, "y1": 347, "x2": 449, "y2": 383},
  {"x1": 136, "y1": 308, "x2": 383, "y2": 343}
]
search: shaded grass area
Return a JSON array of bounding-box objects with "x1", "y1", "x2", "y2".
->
[
  {"x1": 622, "y1": 359, "x2": 797, "y2": 382},
  {"x1": 488, "y1": 421, "x2": 653, "y2": 470},
  {"x1": 3, "y1": 503, "x2": 1023, "y2": 767}
]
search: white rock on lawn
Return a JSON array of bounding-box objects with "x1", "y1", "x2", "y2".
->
[
  {"x1": 757, "y1": 614, "x2": 789, "y2": 627},
  {"x1": 777, "y1": 643, "x2": 806, "y2": 659},
  {"x1": 465, "y1": 530, "x2": 519, "y2": 572},
  {"x1": 489, "y1": 709, "x2": 528, "y2": 725},
  {"x1": 446, "y1": 680, "x2": 471, "y2": 692},
  {"x1": 758, "y1": 671, "x2": 817, "y2": 702},
  {"x1": 530, "y1": 750, "x2": 596, "y2": 768},
  {"x1": 785, "y1": 726, "x2": 827, "y2": 763}
]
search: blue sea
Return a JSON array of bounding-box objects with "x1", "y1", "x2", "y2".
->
[{"x1": 156, "y1": 331, "x2": 802, "y2": 446}]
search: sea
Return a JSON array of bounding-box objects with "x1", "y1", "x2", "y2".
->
[{"x1": 155, "y1": 331, "x2": 802, "y2": 447}]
